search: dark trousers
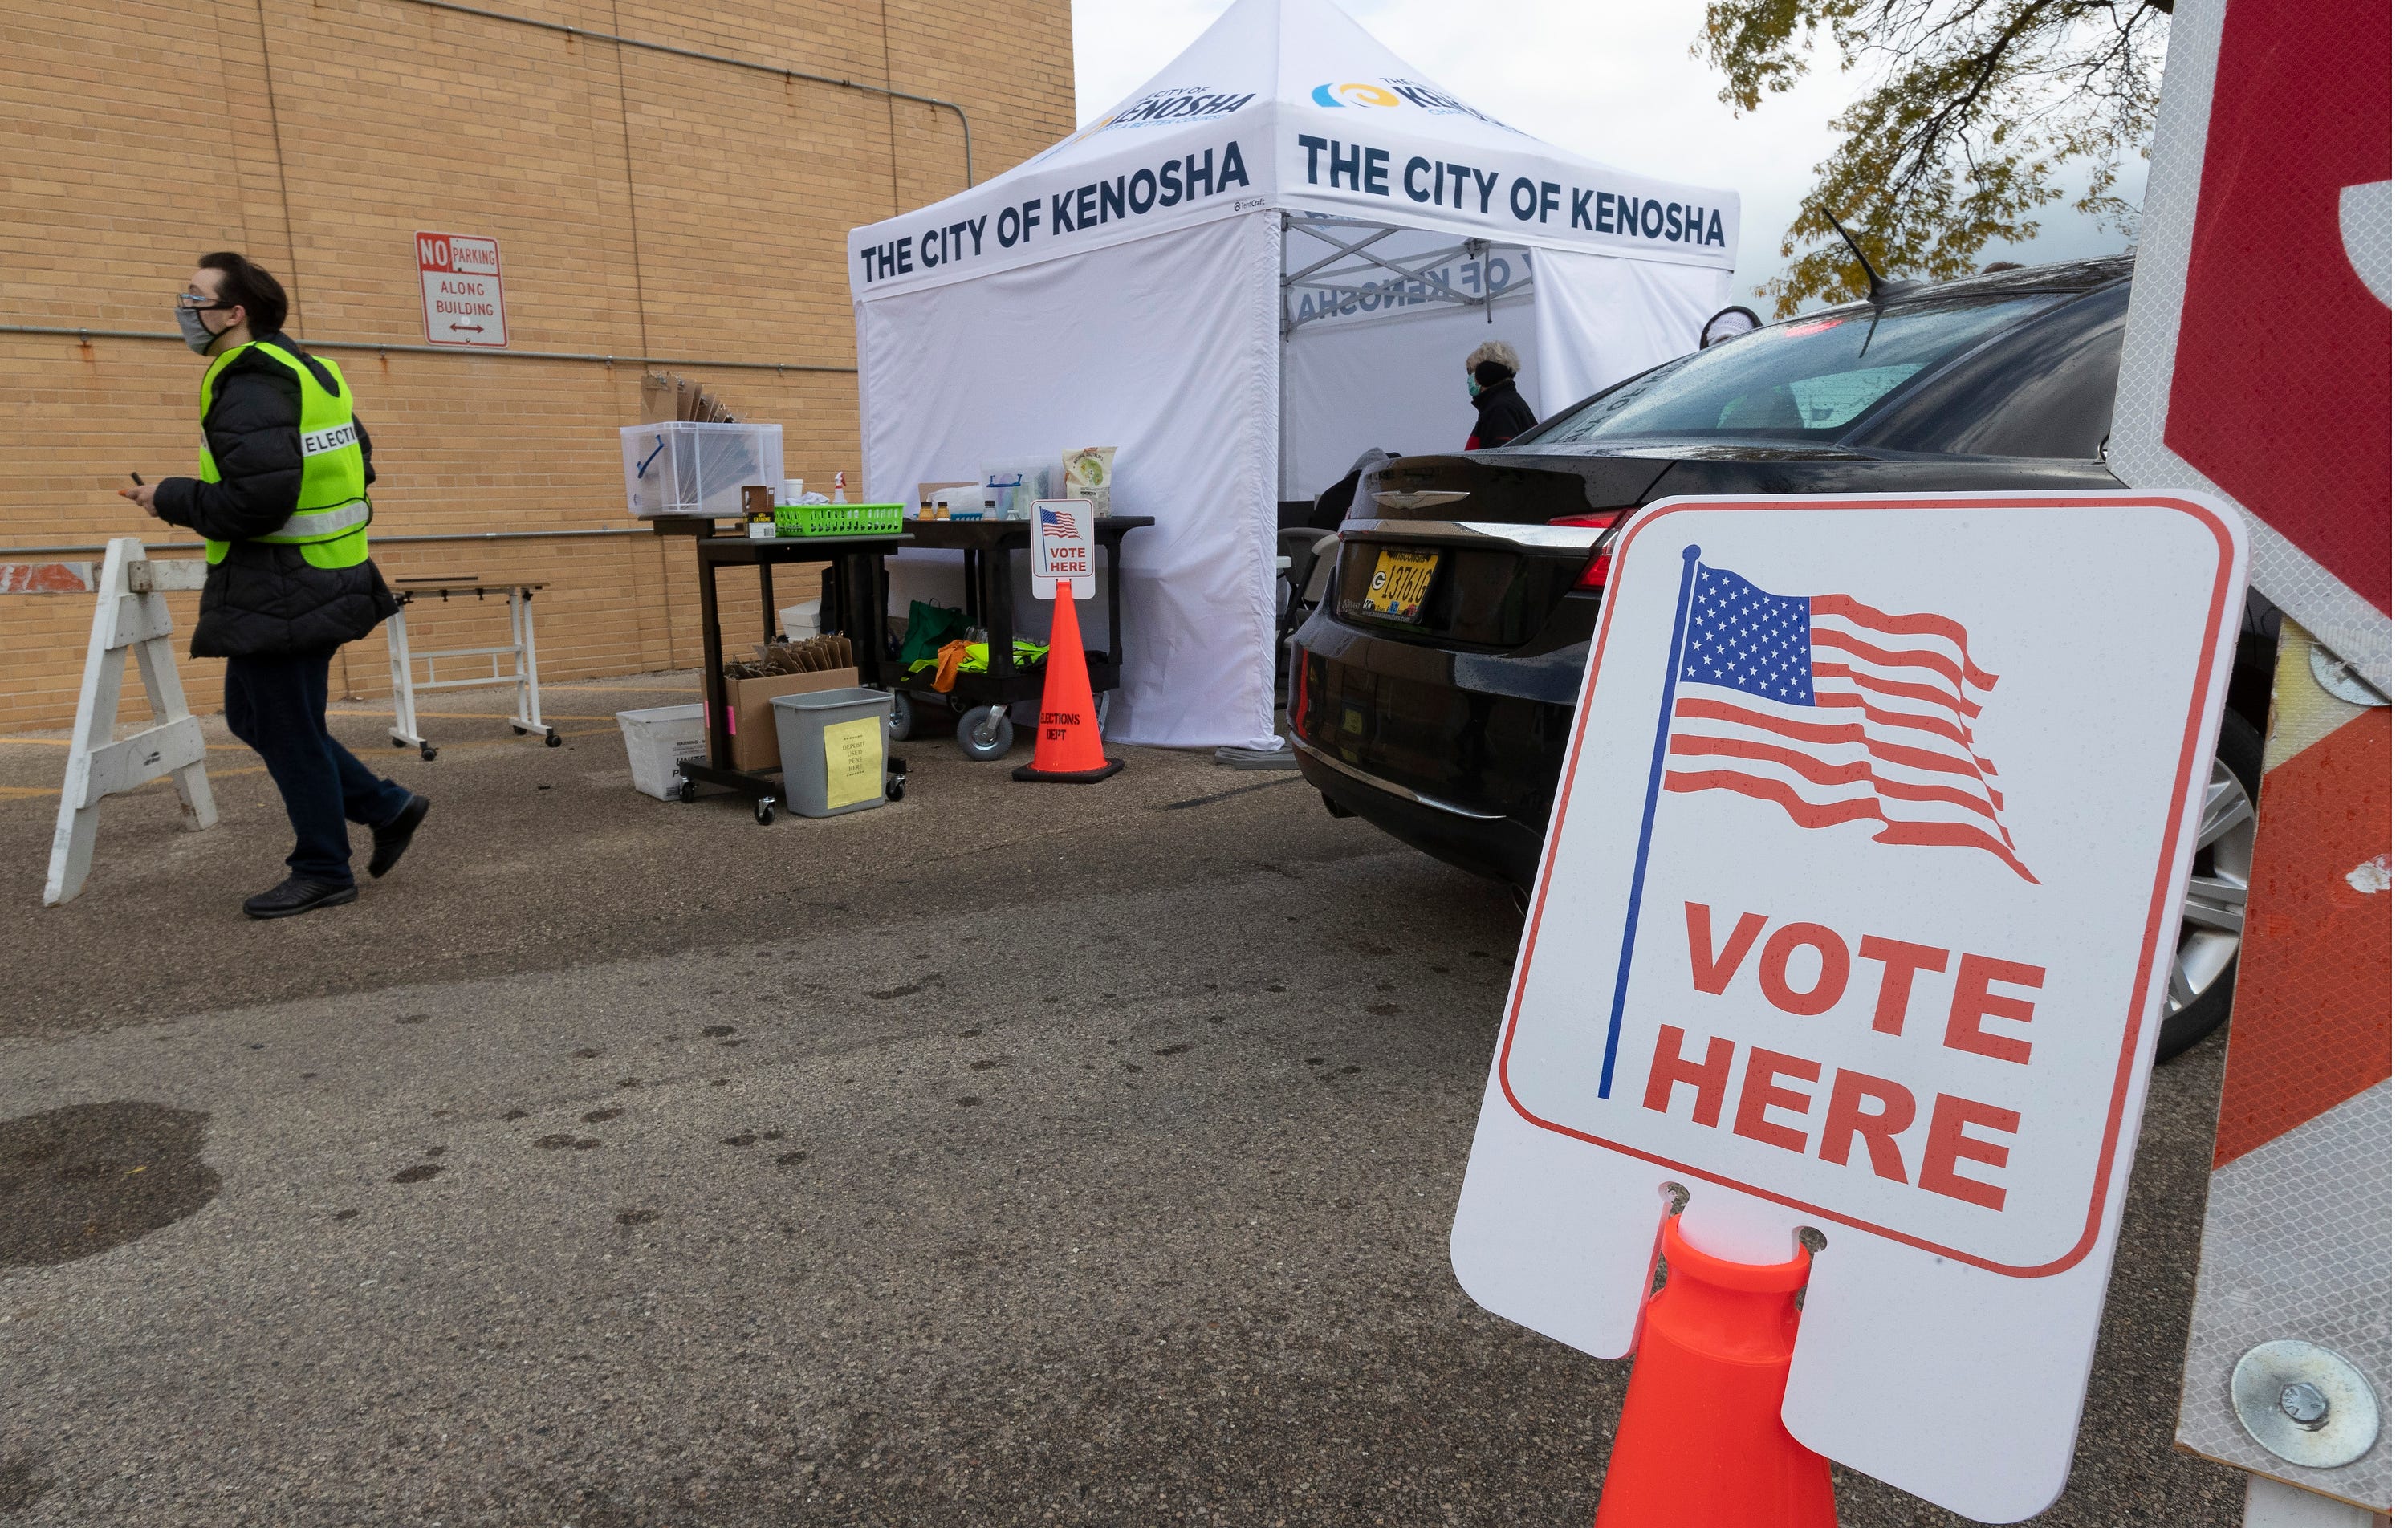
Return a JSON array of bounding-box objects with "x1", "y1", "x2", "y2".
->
[{"x1": 223, "y1": 650, "x2": 413, "y2": 887}]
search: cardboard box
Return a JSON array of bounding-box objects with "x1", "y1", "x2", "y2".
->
[{"x1": 720, "y1": 669, "x2": 858, "y2": 771}]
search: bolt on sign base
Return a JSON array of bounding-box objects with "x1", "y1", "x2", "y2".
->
[{"x1": 1596, "y1": 1217, "x2": 1836, "y2": 1527}]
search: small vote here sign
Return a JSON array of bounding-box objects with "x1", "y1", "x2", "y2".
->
[
  {"x1": 416, "y1": 232, "x2": 507, "y2": 348},
  {"x1": 1031, "y1": 499, "x2": 1096, "y2": 599},
  {"x1": 1453, "y1": 492, "x2": 2247, "y2": 1519}
]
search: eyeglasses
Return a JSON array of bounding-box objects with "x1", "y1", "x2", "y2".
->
[{"x1": 175, "y1": 293, "x2": 234, "y2": 311}]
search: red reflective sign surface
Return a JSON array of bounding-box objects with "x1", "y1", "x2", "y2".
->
[{"x1": 2162, "y1": 0, "x2": 2390, "y2": 613}]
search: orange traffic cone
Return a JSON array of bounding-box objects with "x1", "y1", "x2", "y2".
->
[
  {"x1": 1013, "y1": 579, "x2": 1123, "y2": 783},
  {"x1": 1595, "y1": 1217, "x2": 1837, "y2": 1528}
]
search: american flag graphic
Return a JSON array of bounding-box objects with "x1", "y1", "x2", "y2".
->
[
  {"x1": 1659, "y1": 559, "x2": 2036, "y2": 883},
  {"x1": 1039, "y1": 505, "x2": 1081, "y2": 541}
]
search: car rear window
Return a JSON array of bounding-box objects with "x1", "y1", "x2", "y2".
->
[{"x1": 1526, "y1": 296, "x2": 2058, "y2": 445}]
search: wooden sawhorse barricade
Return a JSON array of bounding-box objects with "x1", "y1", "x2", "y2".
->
[{"x1": 6, "y1": 538, "x2": 218, "y2": 906}]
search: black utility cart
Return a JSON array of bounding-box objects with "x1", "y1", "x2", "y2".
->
[
  {"x1": 881, "y1": 516, "x2": 1153, "y2": 759},
  {"x1": 649, "y1": 517, "x2": 905, "y2": 823}
]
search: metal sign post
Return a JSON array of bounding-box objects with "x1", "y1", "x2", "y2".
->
[{"x1": 1451, "y1": 492, "x2": 2247, "y2": 1522}]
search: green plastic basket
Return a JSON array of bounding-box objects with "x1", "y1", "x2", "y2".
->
[{"x1": 775, "y1": 502, "x2": 905, "y2": 538}]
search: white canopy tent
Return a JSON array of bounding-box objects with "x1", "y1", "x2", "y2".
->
[{"x1": 849, "y1": 0, "x2": 1737, "y2": 747}]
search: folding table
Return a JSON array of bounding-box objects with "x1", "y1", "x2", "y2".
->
[{"x1": 383, "y1": 575, "x2": 557, "y2": 761}]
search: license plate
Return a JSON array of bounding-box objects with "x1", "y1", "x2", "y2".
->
[{"x1": 1365, "y1": 547, "x2": 1441, "y2": 622}]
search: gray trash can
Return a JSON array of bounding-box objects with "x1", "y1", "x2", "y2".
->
[{"x1": 771, "y1": 686, "x2": 893, "y2": 818}]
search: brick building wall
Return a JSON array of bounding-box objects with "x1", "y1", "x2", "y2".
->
[{"x1": 0, "y1": 0, "x2": 1074, "y2": 730}]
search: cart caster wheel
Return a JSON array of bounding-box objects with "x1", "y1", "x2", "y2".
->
[
  {"x1": 390, "y1": 736, "x2": 409, "y2": 749},
  {"x1": 885, "y1": 776, "x2": 907, "y2": 803},
  {"x1": 754, "y1": 796, "x2": 778, "y2": 826},
  {"x1": 543, "y1": 729, "x2": 562, "y2": 747},
  {"x1": 419, "y1": 743, "x2": 438, "y2": 762},
  {"x1": 677, "y1": 777, "x2": 697, "y2": 803},
  {"x1": 887, "y1": 689, "x2": 917, "y2": 742},
  {"x1": 957, "y1": 707, "x2": 1014, "y2": 761}
]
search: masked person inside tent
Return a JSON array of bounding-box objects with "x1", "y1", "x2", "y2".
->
[
  {"x1": 1463, "y1": 339, "x2": 1537, "y2": 450},
  {"x1": 119, "y1": 252, "x2": 429, "y2": 920}
]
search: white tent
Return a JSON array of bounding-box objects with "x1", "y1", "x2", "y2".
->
[{"x1": 849, "y1": 0, "x2": 1737, "y2": 747}]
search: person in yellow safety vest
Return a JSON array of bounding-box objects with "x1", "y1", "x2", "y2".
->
[{"x1": 120, "y1": 252, "x2": 429, "y2": 920}]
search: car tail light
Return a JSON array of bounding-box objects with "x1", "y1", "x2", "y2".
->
[
  {"x1": 1291, "y1": 649, "x2": 1309, "y2": 730},
  {"x1": 1550, "y1": 509, "x2": 1630, "y2": 591}
]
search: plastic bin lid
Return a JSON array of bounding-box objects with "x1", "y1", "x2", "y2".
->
[
  {"x1": 617, "y1": 703, "x2": 706, "y2": 723},
  {"x1": 769, "y1": 687, "x2": 888, "y2": 712}
]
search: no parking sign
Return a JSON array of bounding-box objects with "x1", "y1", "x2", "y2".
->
[{"x1": 1454, "y1": 492, "x2": 2247, "y2": 1520}]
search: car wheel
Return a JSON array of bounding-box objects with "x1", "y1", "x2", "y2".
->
[{"x1": 2154, "y1": 709, "x2": 2262, "y2": 1063}]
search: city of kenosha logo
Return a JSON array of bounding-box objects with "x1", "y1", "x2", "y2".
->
[
  {"x1": 1310, "y1": 81, "x2": 1401, "y2": 109},
  {"x1": 1310, "y1": 76, "x2": 1511, "y2": 127}
]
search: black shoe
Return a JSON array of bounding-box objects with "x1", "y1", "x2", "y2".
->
[
  {"x1": 243, "y1": 876, "x2": 358, "y2": 920},
  {"x1": 369, "y1": 794, "x2": 430, "y2": 879}
]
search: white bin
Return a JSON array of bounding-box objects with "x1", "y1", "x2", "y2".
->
[
  {"x1": 616, "y1": 703, "x2": 706, "y2": 799},
  {"x1": 621, "y1": 422, "x2": 784, "y2": 518}
]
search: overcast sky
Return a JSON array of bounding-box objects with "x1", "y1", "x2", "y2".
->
[{"x1": 1069, "y1": 0, "x2": 2143, "y2": 305}]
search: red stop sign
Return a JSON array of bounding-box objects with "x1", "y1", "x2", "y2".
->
[{"x1": 2160, "y1": 0, "x2": 2391, "y2": 614}]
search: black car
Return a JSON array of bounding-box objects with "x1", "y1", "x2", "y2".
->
[{"x1": 1288, "y1": 254, "x2": 2271, "y2": 1060}]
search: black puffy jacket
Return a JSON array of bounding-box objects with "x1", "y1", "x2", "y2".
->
[
  {"x1": 153, "y1": 333, "x2": 398, "y2": 658},
  {"x1": 1466, "y1": 377, "x2": 1539, "y2": 450}
]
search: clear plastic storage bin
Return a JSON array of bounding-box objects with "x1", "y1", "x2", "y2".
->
[{"x1": 620, "y1": 422, "x2": 783, "y2": 518}]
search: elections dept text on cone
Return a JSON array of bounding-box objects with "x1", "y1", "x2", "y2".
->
[{"x1": 1013, "y1": 579, "x2": 1121, "y2": 783}]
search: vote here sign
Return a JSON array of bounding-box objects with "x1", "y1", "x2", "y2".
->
[
  {"x1": 1031, "y1": 499, "x2": 1096, "y2": 599},
  {"x1": 1454, "y1": 492, "x2": 2247, "y2": 1518},
  {"x1": 416, "y1": 232, "x2": 508, "y2": 348}
]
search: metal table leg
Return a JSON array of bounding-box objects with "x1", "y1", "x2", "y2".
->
[{"x1": 384, "y1": 603, "x2": 433, "y2": 759}]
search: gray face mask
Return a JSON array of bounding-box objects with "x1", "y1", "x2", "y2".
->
[{"x1": 176, "y1": 305, "x2": 223, "y2": 355}]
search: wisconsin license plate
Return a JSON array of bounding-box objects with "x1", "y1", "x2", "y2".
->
[{"x1": 1365, "y1": 547, "x2": 1441, "y2": 622}]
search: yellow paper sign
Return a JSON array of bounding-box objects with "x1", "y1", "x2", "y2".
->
[{"x1": 822, "y1": 714, "x2": 885, "y2": 810}]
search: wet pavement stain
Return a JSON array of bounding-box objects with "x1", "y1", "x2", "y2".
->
[
  {"x1": 0, "y1": 1451, "x2": 55, "y2": 1512},
  {"x1": 868, "y1": 982, "x2": 924, "y2": 1000},
  {"x1": 570, "y1": 1047, "x2": 603, "y2": 1059},
  {"x1": 1155, "y1": 1043, "x2": 1191, "y2": 1056},
  {"x1": 390, "y1": 1164, "x2": 444, "y2": 1185},
  {"x1": 580, "y1": 1108, "x2": 623, "y2": 1124},
  {"x1": 700, "y1": 1026, "x2": 735, "y2": 1038},
  {"x1": 332, "y1": 1209, "x2": 360, "y2": 1222},
  {"x1": 615, "y1": 1209, "x2": 660, "y2": 1226},
  {"x1": 775, "y1": 1152, "x2": 806, "y2": 1167},
  {"x1": 722, "y1": 1132, "x2": 758, "y2": 1147},
  {"x1": 0, "y1": 1102, "x2": 221, "y2": 1270}
]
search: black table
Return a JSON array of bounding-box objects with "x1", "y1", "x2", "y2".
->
[
  {"x1": 649, "y1": 518, "x2": 901, "y2": 819},
  {"x1": 882, "y1": 516, "x2": 1153, "y2": 755}
]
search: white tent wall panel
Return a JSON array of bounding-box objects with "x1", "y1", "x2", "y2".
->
[
  {"x1": 856, "y1": 212, "x2": 1285, "y2": 749},
  {"x1": 1280, "y1": 294, "x2": 1538, "y2": 499},
  {"x1": 1530, "y1": 247, "x2": 1732, "y2": 417}
]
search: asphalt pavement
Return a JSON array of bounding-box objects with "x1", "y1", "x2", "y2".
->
[{"x1": 0, "y1": 676, "x2": 2246, "y2": 1525}]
